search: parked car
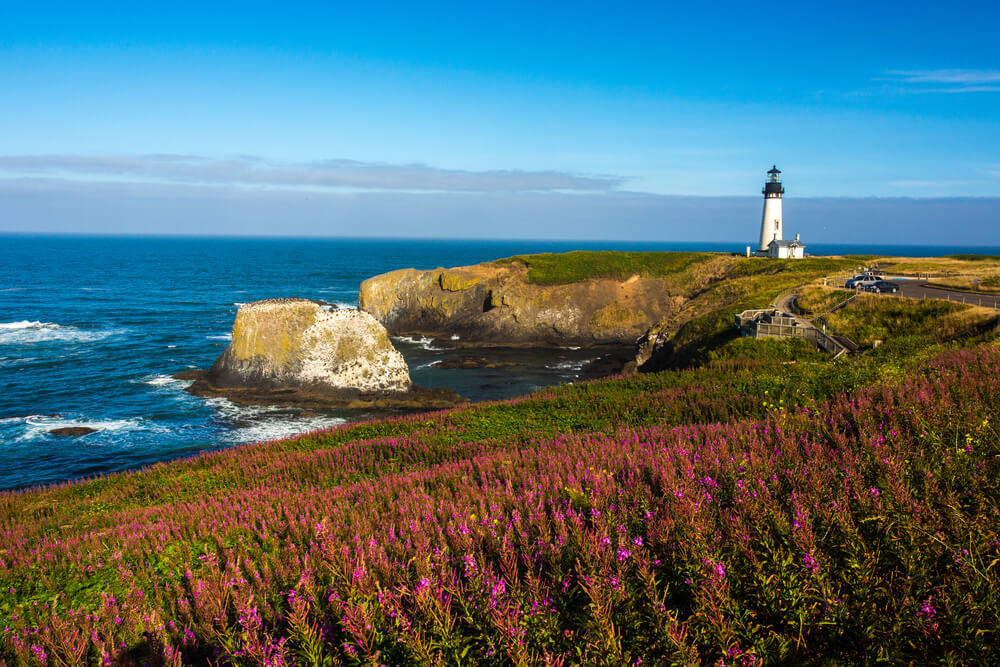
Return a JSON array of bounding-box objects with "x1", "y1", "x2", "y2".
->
[
  {"x1": 845, "y1": 272, "x2": 884, "y2": 288},
  {"x1": 865, "y1": 280, "x2": 900, "y2": 294}
]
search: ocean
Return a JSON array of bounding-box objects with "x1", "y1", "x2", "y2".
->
[{"x1": 1, "y1": 234, "x2": 997, "y2": 491}]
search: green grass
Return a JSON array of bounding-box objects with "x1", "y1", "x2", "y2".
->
[
  {"x1": 796, "y1": 288, "x2": 853, "y2": 316},
  {"x1": 724, "y1": 256, "x2": 857, "y2": 278},
  {"x1": 841, "y1": 254, "x2": 886, "y2": 262},
  {"x1": 643, "y1": 258, "x2": 859, "y2": 369},
  {"x1": 706, "y1": 336, "x2": 828, "y2": 363},
  {"x1": 820, "y1": 294, "x2": 998, "y2": 349},
  {"x1": 5, "y1": 268, "x2": 1000, "y2": 663},
  {"x1": 493, "y1": 250, "x2": 717, "y2": 284},
  {"x1": 946, "y1": 254, "x2": 1000, "y2": 261}
]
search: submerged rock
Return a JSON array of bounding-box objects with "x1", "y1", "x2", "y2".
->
[
  {"x1": 432, "y1": 356, "x2": 522, "y2": 369},
  {"x1": 49, "y1": 426, "x2": 97, "y2": 436},
  {"x1": 182, "y1": 299, "x2": 465, "y2": 409}
]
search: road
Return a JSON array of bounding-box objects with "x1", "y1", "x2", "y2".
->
[{"x1": 890, "y1": 280, "x2": 1000, "y2": 310}]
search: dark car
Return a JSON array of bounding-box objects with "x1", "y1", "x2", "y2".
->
[{"x1": 865, "y1": 280, "x2": 899, "y2": 294}]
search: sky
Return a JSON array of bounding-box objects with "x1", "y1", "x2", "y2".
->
[{"x1": 1, "y1": 1, "x2": 998, "y2": 244}]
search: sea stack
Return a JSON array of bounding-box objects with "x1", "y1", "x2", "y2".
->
[
  {"x1": 181, "y1": 298, "x2": 464, "y2": 409},
  {"x1": 208, "y1": 299, "x2": 411, "y2": 392}
]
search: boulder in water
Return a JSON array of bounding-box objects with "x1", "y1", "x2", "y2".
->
[
  {"x1": 182, "y1": 298, "x2": 465, "y2": 410},
  {"x1": 49, "y1": 426, "x2": 97, "y2": 436}
]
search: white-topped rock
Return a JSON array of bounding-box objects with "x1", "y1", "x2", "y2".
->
[{"x1": 207, "y1": 298, "x2": 411, "y2": 393}]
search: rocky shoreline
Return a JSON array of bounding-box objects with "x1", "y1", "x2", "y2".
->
[
  {"x1": 175, "y1": 369, "x2": 466, "y2": 410},
  {"x1": 178, "y1": 254, "x2": 741, "y2": 411}
]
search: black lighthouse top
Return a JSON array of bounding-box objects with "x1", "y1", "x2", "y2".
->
[{"x1": 763, "y1": 165, "x2": 784, "y2": 197}]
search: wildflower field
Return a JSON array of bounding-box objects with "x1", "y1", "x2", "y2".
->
[{"x1": 3, "y1": 312, "x2": 1000, "y2": 663}]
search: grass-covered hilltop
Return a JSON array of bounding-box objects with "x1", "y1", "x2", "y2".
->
[{"x1": 3, "y1": 250, "x2": 1000, "y2": 665}]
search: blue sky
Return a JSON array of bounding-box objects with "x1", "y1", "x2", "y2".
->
[{"x1": 1, "y1": 1, "x2": 998, "y2": 243}]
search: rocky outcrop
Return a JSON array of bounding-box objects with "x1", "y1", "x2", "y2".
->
[
  {"x1": 359, "y1": 260, "x2": 726, "y2": 347},
  {"x1": 49, "y1": 427, "x2": 97, "y2": 437},
  {"x1": 182, "y1": 299, "x2": 465, "y2": 409}
]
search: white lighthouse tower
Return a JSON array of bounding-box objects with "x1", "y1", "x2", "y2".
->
[{"x1": 757, "y1": 165, "x2": 784, "y2": 252}]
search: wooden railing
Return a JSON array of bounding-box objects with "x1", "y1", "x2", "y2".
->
[{"x1": 735, "y1": 308, "x2": 850, "y2": 358}]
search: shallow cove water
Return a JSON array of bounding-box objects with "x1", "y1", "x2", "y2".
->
[{"x1": 1, "y1": 235, "x2": 996, "y2": 491}]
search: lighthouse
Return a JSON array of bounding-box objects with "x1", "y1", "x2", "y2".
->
[{"x1": 757, "y1": 165, "x2": 784, "y2": 252}]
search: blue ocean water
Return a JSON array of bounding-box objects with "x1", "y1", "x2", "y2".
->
[{"x1": 1, "y1": 234, "x2": 997, "y2": 491}]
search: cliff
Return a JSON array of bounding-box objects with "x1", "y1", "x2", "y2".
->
[
  {"x1": 359, "y1": 252, "x2": 871, "y2": 370},
  {"x1": 182, "y1": 299, "x2": 465, "y2": 409},
  {"x1": 359, "y1": 254, "x2": 732, "y2": 347}
]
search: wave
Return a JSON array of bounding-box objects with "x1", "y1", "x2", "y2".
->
[
  {"x1": 204, "y1": 398, "x2": 347, "y2": 444},
  {"x1": 142, "y1": 374, "x2": 193, "y2": 390},
  {"x1": 206, "y1": 333, "x2": 233, "y2": 341},
  {"x1": 393, "y1": 335, "x2": 441, "y2": 351},
  {"x1": 7, "y1": 415, "x2": 153, "y2": 441},
  {"x1": 0, "y1": 356, "x2": 36, "y2": 368},
  {"x1": 547, "y1": 359, "x2": 588, "y2": 372},
  {"x1": 0, "y1": 321, "x2": 122, "y2": 345}
]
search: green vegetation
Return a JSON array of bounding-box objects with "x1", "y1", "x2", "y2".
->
[
  {"x1": 724, "y1": 256, "x2": 857, "y2": 278},
  {"x1": 795, "y1": 287, "x2": 853, "y2": 316},
  {"x1": 841, "y1": 254, "x2": 886, "y2": 262},
  {"x1": 821, "y1": 294, "x2": 997, "y2": 347},
  {"x1": 4, "y1": 273, "x2": 1000, "y2": 664},
  {"x1": 946, "y1": 254, "x2": 1000, "y2": 261},
  {"x1": 647, "y1": 257, "x2": 859, "y2": 368},
  {"x1": 4, "y1": 293, "x2": 1000, "y2": 664},
  {"x1": 926, "y1": 274, "x2": 1000, "y2": 293},
  {"x1": 706, "y1": 335, "x2": 828, "y2": 363},
  {"x1": 493, "y1": 250, "x2": 717, "y2": 284}
]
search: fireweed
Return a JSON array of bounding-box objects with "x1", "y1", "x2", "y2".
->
[{"x1": 0, "y1": 349, "x2": 998, "y2": 664}]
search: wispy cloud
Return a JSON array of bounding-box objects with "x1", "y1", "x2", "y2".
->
[
  {"x1": 0, "y1": 154, "x2": 622, "y2": 193},
  {"x1": 889, "y1": 179, "x2": 976, "y2": 189},
  {"x1": 882, "y1": 69, "x2": 1000, "y2": 93}
]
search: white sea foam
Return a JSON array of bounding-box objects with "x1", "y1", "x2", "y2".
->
[
  {"x1": 166, "y1": 344, "x2": 178, "y2": 348},
  {"x1": 142, "y1": 374, "x2": 193, "y2": 389},
  {"x1": 548, "y1": 359, "x2": 588, "y2": 372},
  {"x1": 393, "y1": 335, "x2": 441, "y2": 351},
  {"x1": 450, "y1": 334, "x2": 461, "y2": 340},
  {"x1": 204, "y1": 398, "x2": 347, "y2": 444},
  {"x1": 207, "y1": 333, "x2": 233, "y2": 341},
  {"x1": 0, "y1": 356, "x2": 36, "y2": 367},
  {"x1": 0, "y1": 288, "x2": 25, "y2": 292},
  {"x1": 318, "y1": 301, "x2": 357, "y2": 312},
  {"x1": 12, "y1": 415, "x2": 153, "y2": 441},
  {"x1": 0, "y1": 321, "x2": 121, "y2": 345},
  {"x1": 232, "y1": 302, "x2": 247, "y2": 307}
]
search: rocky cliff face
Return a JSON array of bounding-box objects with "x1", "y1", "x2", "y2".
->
[
  {"x1": 359, "y1": 262, "x2": 718, "y2": 347},
  {"x1": 182, "y1": 299, "x2": 464, "y2": 409}
]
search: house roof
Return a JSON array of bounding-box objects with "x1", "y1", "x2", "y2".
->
[{"x1": 769, "y1": 239, "x2": 805, "y2": 248}]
